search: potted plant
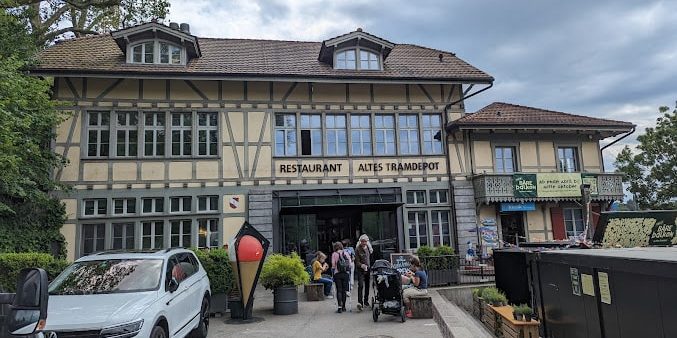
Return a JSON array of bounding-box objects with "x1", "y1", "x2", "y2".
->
[
  {"x1": 417, "y1": 245, "x2": 459, "y2": 286},
  {"x1": 259, "y1": 252, "x2": 309, "y2": 315},
  {"x1": 521, "y1": 304, "x2": 534, "y2": 322},
  {"x1": 193, "y1": 248, "x2": 234, "y2": 315},
  {"x1": 472, "y1": 287, "x2": 486, "y2": 319},
  {"x1": 481, "y1": 287, "x2": 507, "y2": 307}
]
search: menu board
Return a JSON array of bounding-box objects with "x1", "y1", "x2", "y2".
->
[{"x1": 390, "y1": 253, "x2": 413, "y2": 274}]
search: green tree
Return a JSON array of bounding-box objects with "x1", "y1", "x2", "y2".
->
[
  {"x1": 2, "y1": 0, "x2": 170, "y2": 45},
  {"x1": 0, "y1": 12, "x2": 67, "y2": 256},
  {"x1": 615, "y1": 105, "x2": 677, "y2": 210}
]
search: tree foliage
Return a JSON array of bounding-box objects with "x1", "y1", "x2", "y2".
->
[
  {"x1": 2, "y1": 0, "x2": 170, "y2": 45},
  {"x1": 615, "y1": 105, "x2": 677, "y2": 210}
]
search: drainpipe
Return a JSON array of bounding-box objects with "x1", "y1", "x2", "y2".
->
[
  {"x1": 442, "y1": 83, "x2": 492, "y2": 255},
  {"x1": 599, "y1": 127, "x2": 636, "y2": 170}
]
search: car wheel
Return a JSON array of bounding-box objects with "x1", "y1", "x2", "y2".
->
[
  {"x1": 190, "y1": 297, "x2": 210, "y2": 338},
  {"x1": 151, "y1": 325, "x2": 167, "y2": 338}
]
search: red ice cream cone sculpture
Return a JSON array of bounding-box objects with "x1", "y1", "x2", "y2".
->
[{"x1": 236, "y1": 235, "x2": 263, "y2": 310}]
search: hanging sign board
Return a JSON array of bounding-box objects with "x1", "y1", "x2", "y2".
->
[
  {"x1": 500, "y1": 202, "x2": 536, "y2": 212},
  {"x1": 513, "y1": 174, "x2": 537, "y2": 198}
]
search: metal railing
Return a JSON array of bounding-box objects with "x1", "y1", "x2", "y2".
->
[{"x1": 419, "y1": 255, "x2": 495, "y2": 286}]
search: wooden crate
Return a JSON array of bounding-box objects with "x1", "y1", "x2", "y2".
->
[{"x1": 492, "y1": 306, "x2": 540, "y2": 338}]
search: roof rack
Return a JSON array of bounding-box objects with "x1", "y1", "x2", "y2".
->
[{"x1": 164, "y1": 247, "x2": 186, "y2": 253}]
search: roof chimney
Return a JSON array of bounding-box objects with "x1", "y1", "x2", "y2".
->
[
  {"x1": 169, "y1": 22, "x2": 179, "y2": 30},
  {"x1": 179, "y1": 23, "x2": 190, "y2": 34},
  {"x1": 439, "y1": 53, "x2": 443, "y2": 62},
  {"x1": 356, "y1": 27, "x2": 363, "y2": 32}
]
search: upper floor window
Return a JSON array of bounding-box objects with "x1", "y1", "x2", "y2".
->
[
  {"x1": 87, "y1": 112, "x2": 110, "y2": 157},
  {"x1": 374, "y1": 115, "x2": 396, "y2": 155},
  {"x1": 83, "y1": 199, "x2": 107, "y2": 216},
  {"x1": 130, "y1": 41, "x2": 183, "y2": 65},
  {"x1": 399, "y1": 115, "x2": 420, "y2": 155},
  {"x1": 495, "y1": 146, "x2": 517, "y2": 173},
  {"x1": 335, "y1": 48, "x2": 381, "y2": 70},
  {"x1": 116, "y1": 112, "x2": 138, "y2": 157},
  {"x1": 300, "y1": 114, "x2": 322, "y2": 156},
  {"x1": 325, "y1": 115, "x2": 347, "y2": 156},
  {"x1": 197, "y1": 113, "x2": 218, "y2": 156},
  {"x1": 275, "y1": 114, "x2": 297, "y2": 156},
  {"x1": 557, "y1": 147, "x2": 579, "y2": 172},
  {"x1": 564, "y1": 208, "x2": 584, "y2": 238},
  {"x1": 429, "y1": 190, "x2": 448, "y2": 204},
  {"x1": 351, "y1": 115, "x2": 371, "y2": 155},
  {"x1": 422, "y1": 114, "x2": 442, "y2": 154},
  {"x1": 406, "y1": 190, "x2": 426, "y2": 204}
]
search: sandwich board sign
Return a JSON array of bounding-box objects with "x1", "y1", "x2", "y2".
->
[{"x1": 390, "y1": 253, "x2": 413, "y2": 274}]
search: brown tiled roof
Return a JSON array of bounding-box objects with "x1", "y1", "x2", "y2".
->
[
  {"x1": 449, "y1": 102, "x2": 635, "y2": 130},
  {"x1": 32, "y1": 33, "x2": 493, "y2": 82}
]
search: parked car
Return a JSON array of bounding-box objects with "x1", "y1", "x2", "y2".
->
[{"x1": 42, "y1": 248, "x2": 211, "y2": 338}]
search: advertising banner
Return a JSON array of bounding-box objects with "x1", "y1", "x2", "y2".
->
[
  {"x1": 536, "y1": 173, "x2": 582, "y2": 197},
  {"x1": 593, "y1": 211, "x2": 677, "y2": 247},
  {"x1": 500, "y1": 202, "x2": 536, "y2": 212},
  {"x1": 513, "y1": 174, "x2": 537, "y2": 198}
]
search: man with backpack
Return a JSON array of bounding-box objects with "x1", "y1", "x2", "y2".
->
[{"x1": 331, "y1": 241, "x2": 352, "y2": 313}]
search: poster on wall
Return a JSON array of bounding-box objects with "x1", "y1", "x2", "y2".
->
[
  {"x1": 513, "y1": 174, "x2": 537, "y2": 198},
  {"x1": 480, "y1": 219, "x2": 499, "y2": 257},
  {"x1": 581, "y1": 174, "x2": 599, "y2": 196}
]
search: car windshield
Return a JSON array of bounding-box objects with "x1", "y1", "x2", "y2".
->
[{"x1": 49, "y1": 259, "x2": 163, "y2": 295}]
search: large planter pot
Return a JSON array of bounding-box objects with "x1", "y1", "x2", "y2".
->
[
  {"x1": 210, "y1": 293, "x2": 228, "y2": 315},
  {"x1": 427, "y1": 269, "x2": 459, "y2": 286},
  {"x1": 273, "y1": 286, "x2": 298, "y2": 315}
]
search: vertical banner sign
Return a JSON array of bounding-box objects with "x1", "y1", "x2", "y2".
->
[
  {"x1": 513, "y1": 174, "x2": 537, "y2": 198},
  {"x1": 581, "y1": 174, "x2": 599, "y2": 196}
]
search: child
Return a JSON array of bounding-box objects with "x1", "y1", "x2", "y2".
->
[{"x1": 312, "y1": 251, "x2": 333, "y2": 299}]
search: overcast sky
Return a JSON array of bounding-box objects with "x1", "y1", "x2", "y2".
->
[{"x1": 166, "y1": 0, "x2": 677, "y2": 171}]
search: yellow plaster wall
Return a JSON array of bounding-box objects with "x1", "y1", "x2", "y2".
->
[
  {"x1": 373, "y1": 84, "x2": 406, "y2": 103},
  {"x1": 275, "y1": 160, "x2": 298, "y2": 178},
  {"x1": 409, "y1": 84, "x2": 431, "y2": 103},
  {"x1": 56, "y1": 113, "x2": 75, "y2": 144},
  {"x1": 142, "y1": 79, "x2": 166, "y2": 100},
  {"x1": 247, "y1": 81, "x2": 269, "y2": 101},
  {"x1": 254, "y1": 146, "x2": 272, "y2": 178},
  {"x1": 222, "y1": 147, "x2": 239, "y2": 178},
  {"x1": 247, "y1": 112, "x2": 266, "y2": 142},
  {"x1": 353, "y1": 159, "x2": 376, "y2": 177},
  {"x1": 448, "y1": 143, "x2": 466, "y2": 174},
  {"x1": 228, "y1": 112, "x2": 245, "y2": 142},
  {"x1": 194, "y1": 80, "x2": 219, "y2": 100},
  {"x1": 273, "y1": 82, "x2": 293, "y2": 101},
  {"x1": 141, "y1": 162, "x2": 164, "y2": 181},
  {"x1": 112, "y1": 162, "x2": 138, "y2": 181},
  {"x1": 223, "y1": 194, "x2": 246, "y2": 214},
  {"x1": 538, "y1": 141, "x2": 556, "y2": 169},
  {"x1": 196, "y1": 161, "x2": 219, "y2": 179},
  {"x1": 286, "y1": 83, "x2": 310, "y2": 102},
  {"x1": 519, "y1": 142, "x2": 538, "y2": 167},
  {"x1": 582, "y1": 141, "x2": 601, "y2": 171},
  {"x1": 168, "y1": 162, "x2": 192, "y2": 180},
  {"x1": 82, "y1": 162, "x2": 108, "y2": 181},
  {"x1": 86, "y1": 78, "x2": 117, "y2": 99},
  {"x1": 223, "y1": 216, "x2": 246, "y2": 244},
  {"x1": 107, "y1": 79, "x2": 139, "y2": 99},
  {"x1": 170, "y1": 80, "x2": 202, "y2": 100},
  {"x1": 60, "y1": 147, "x2": 80, "y2": 182},
  {"x1": 63, "y1": 199, "x2": 77, "y2": 220},
  {"x1": 60, "y1": 223, "x2": 77, "y2": 262},
  {"x1": 348, "y1": 84, "x2": 371, "y2": 102},
  {"x1": 473, "y1": 141, "x2": 493, "y2": 169},
  {"x1": 222, "y1": 81, "x2": 244, "y2": 100},
  {"x1": 313, "y1": 83, "x2": 346, "y2": 102}
]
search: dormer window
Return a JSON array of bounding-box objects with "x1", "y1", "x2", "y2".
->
[
  {"x1": 129, "y1": 40, "x2": 184, "y2": 65},
  {"x1": 334, "y1": 48, "x2": 381, "y2": 70}
]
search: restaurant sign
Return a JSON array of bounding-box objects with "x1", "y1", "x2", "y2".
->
[{"x1": 513, "y1": 173, "x2": 584, "y2": 198}]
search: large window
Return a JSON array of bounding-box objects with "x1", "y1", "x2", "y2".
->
[
  {"x1": 142, "y1": 220, "x2": 165, "y2": 249},
  {"x1": 170, "y1": 220, "x2": 192, "y2": 247},
  {"x1": 171, "y1": 113, "x2": 192, "y2": 156},
  {"x1": 142, "y1": 198, "x2": 164, "y2": 214},
  {"x1": 116, "y1": 112, "x2": 138, "y2": 157},
  {"x1": 82, "y1": 223, "x2": 105, "y2": 255},
  {"x1": 558, "y1": 147, "x2": 579, "y2": 172},
  {"x1": 275, "y1": 114, "x2": 297, "y2": 156},
  {"x1": 131, "y1": 41, "x2": 155, "y2": 64},
  {"x1": 170, "y1": 196, "x2": 191, "y2": 213},
  {"x1": 198, "y1": 219, "x2": 219, "y2": 248},
  {"x1": 113, "y1": 198, "x2": 136, "y2": 215},
  {"x1": 325, "y1": 115, "x2": 347, "y2": 156},
  {"x1": 399, "y1": 115, "x2": 419, "y2": 155},
  {"x1": 564, "y1": 208, "x2": 585, "y2": 238},
  {"x1": 407, "y1": 212, "x2": 428, "y2": 249},
  {"x1": 374, "y1": 115, "x2": 396, "y2": 155},
  {"x1": 429, "y1": 190, "x2": 448, "y2": 204},
  {"x1": 111, "y1": 223, "x2": 135, "y2": 249},
  {"x1": 197, "y1": 195, "x2": 219, "y2": 212},
  {"x1": 83, "y1": 199, "x2": 107, "y2": 216},
  {"x1": 422, "y1": 114, "x2": 442, "y2": 154},
  {"x1": 87, "y1": 112, "x2": 110, "y2": 157},
  {"x1": 300, "y1": 114, "x2": 322, "y2": 156},
  {"x1": 351, "y1": 115, "x2": 371, "y2": 155},
  {"x1": 197, "y1": 113, "x2": 218, "y2": 156},
  {"x1": 335, "y1": 48, "x2": 381, "y2": 70},
  {"x1": 144, "y1": 112, "x2": 166, "y2": 156},
  {"x1": 406, "y1": 191, "x2": 426, "y2": 204},
  {"x1": 431, "y1": 211, "x2": 452, "y2": 246},
  {"x1": 130, "y1": 40, "x2": 183, "y2": 65},
  {"x1": 159, "y1": 42, "x2": 182, "y2": 65},
  {"x1": 495, "y1": 146, "x2": 517, "y2": 173}
]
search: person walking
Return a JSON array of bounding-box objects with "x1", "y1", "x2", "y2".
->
[
  {"x1": 331, "y1": 241, "x2": 351, "y2": 313},
  {"x1": 402, "y1": 256, "x2": 428, "y2": 318},
  {"x1": 341, "y1": 238, "x2": 356, "y2": 287},
  {"x1": 355, "y1": 234, "x2": 371, "y2": 311},
  {"x1": 311, "y1": 251, "x2": 333, "y2": 299}
]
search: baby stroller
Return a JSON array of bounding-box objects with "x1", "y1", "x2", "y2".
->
[{"x1": 370, "y1": 259, "x2": 406, "y2": 322}]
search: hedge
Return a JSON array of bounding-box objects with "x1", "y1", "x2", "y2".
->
[
  {"x1": 193, "y1": 248, "x2": 235, "y2": 295},
  {"x1": 0, "y1": 252, "x2": 69, "y2": 292}
]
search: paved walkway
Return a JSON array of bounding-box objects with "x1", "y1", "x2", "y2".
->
[{"x1": 209, "y1": 286, "x2": 442, "y2": 338}]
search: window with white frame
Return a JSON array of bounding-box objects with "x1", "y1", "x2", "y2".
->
[
  {"x1": 422, "y1": 114, "x2": 442, "y2": 154},
  {"x1": 557, "y1": 147, "x2": 579, "y2": 173},
  {"x1": 83, "y1": 199, "x2": 107, "y2": 216},
  {"x1": 170, "y1": 220, "x2": 192, "y2": 247},
  {"x1": 82, "y1": 223, "x2": 105, "y2": 255},
  {"x1": 112, "y1": 223, "x2": 135, "y2": 250},
  {"x1": 300, "y1": 114, "x2": 322, "y2": 156},
  {"x1": 198, "y1": 195, "x2": 219, "y2": 212},
  {"x1": 86, "y1": 112, "x2": 110, "y2": 157},
  {"x1": 335, "y1": 48, "x2": 381, "y2": 70},
  {"x1": 399, "y1": 115, "x2": 419, "y2": 155},
  {"x1": 130, "y1": 40, "x2": 183, "y2": 65},
  {"x1": 374, "y1": 115, "x2": 396, "y2": 155},
  {"x1": 197, "y1": 113, "x2": 218, "y2": 156},
  {"x1": 144, "y1": 112, "x2": 166, "y2": 156},
  {"x1": 406, "y1": 191, "x2": 426, "y2": 204},
  {"x1": 198, "y1": 219, "x2": 219, "y2": 248},
  {"x1": 351, "y1": 115, "x2": 371, "y2": 155},
  {"x1": 429, "y1": 190, "x2": 448, "y2": 204},
  {"x1": 116, "y1": 112, "x2": 138, "y2": 157},
  {"x1": 275, "y1": 114, "x2": 297, "y2": 156},
  {"x1": 407, "y1": 212, "x2": 428, "y2": 249},
  {"x1": 431, "y1": 211, "x2": 452, "y2": 246},
  {"x1": 325, "y1": 115, "x2": 347, "y2": 156},
  {"x1": 142, "y1": 220, "x2": 165, "y2": 249},
  {"x1": 142, "y1": 198, "x2": 164, "y2": 214},
  {"x1": 113, "y1": 198, "x2": 136, "y2": 215},
  {"x1": 171, "y1": 113, "x2": 192, "y2": 156},
  {"x1": 495, "y1": 146, "x2": 517, "y2": 173},
  {"x1": 170, "y1": 196, "x2": 191, "y2": 213},
  {"x1": 564, "y1": 208, "x2": 585, "y2": 238}
]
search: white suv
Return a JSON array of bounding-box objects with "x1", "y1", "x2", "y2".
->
[{"x1": 44, "y1": 248, "x2": 211, "y2": 338}]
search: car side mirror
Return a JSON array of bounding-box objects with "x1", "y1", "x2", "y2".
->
[
  {"x1": 8, "y1": 268, "x2": 49, "y2": 335},
  {"x1": 168, "y1": 277, "x2": 179, "y2": 293}
]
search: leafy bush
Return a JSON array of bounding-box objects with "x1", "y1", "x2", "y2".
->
[
  {"x1": 0, "y1": 252, "x2": 69, "y2": 292},
  {"x1": 417, "y1": 245, "x2": 456, "y2": 270},
  {"x1": 260, "y1": 253, "x2": 309, "y2": 290},
  {"x1": 472, "y1": 287, "x2": 485, "y2": 299},
  {"x1": 193, "y1": 248, "x2": 234, "y2": 295},
  {"x1": 481, "y1": 287, "x2": 507, "y2": 306}
]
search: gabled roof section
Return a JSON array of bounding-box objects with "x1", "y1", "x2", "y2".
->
[
  {"x1": 318, "y1": 28, "x2": 395, "y2": 65},
  {"x1": 448, "y1": 102, "x2": 635, "y2": 134},
  {"x1": 110, "y1": 22, "x2": 201, "y2": 59}
]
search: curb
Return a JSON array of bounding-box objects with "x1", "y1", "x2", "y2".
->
[{"x1": 430, "y1": 290, "x2": 493, "y2": 338}]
